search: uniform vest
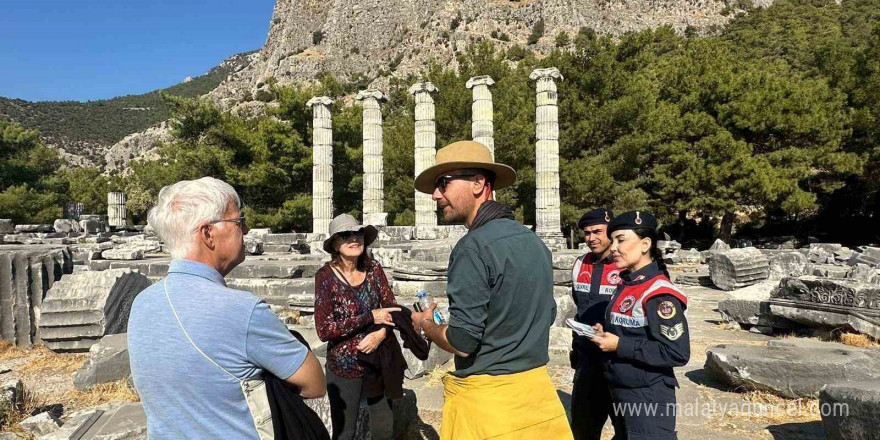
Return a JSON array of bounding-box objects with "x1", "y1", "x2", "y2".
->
[
  {"x1": 603, "y1": 268, "x2": 688, "y2": 388},
  {"x1": 571, "y1": 253, "x2": 621, "y2": 298}
]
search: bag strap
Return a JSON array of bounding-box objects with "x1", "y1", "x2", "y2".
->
[{"x1": 163, "y1": 278, "x2": 242, "y2": 384}]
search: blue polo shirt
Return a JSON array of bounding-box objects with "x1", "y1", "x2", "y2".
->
[{"x1": 128, "y1": 259, "x2": 308, "y2": 440}]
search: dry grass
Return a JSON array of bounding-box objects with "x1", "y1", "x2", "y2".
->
[
  {"x1": 838, "y1": 332, "x2": 879, "y2": 348},
  {"x1": 713, "y1": 391, "x2": 821, "y2": 425},
  {"x1": 63, "y1": 380, "x2": 140, "y2": 410},
  {"x1": 0, "y1": 341, "x2": 33, "y2": 362},
  {"x1": 779, "y1": 330, "x2": 879, "y2": 348},
  {"x1": 425, "y1": 363, "x2": 454, "y2": 387},
  {"x1": 17, "y1": 346, "x2": 86, "y2": 376},
  {"x1": 0, "y1": 386, "x2": 46, "y2": 437}
]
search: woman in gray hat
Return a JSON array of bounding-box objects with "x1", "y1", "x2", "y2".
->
[{"x1": 314, "y1": 214, "x2": 400, "y2": 440}]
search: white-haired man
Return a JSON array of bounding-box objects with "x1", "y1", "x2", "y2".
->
[{"x1": 128, "y1": 177, "x2": 325, "y2": 439}]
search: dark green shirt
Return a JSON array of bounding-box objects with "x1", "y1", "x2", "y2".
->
[{"x1": 445, "y1": 218, "x2": 556, "y2": 378}]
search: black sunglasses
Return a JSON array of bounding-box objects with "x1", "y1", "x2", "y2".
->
[
  {"x1": 338, "y1": 230, "x2": 365, "y2": 240},
  {"x1": 434, "y1": 174, "x2": 477, "y2": 193}
]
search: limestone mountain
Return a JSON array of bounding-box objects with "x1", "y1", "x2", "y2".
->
[
  {"x1": 0, "y1": 51, "x2": 256, "y2": 168},
  {"x1": 210, "y1": 0, "x2": 768, "y2": 105}
]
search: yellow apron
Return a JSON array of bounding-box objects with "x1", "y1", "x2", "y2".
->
[{"x1": 441, "y1": 366, "x2": 574, "y2": 440}]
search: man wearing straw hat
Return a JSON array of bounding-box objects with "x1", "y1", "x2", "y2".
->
[{"x1": 409, "y1": 141, "x2": 572, "y2": 440}]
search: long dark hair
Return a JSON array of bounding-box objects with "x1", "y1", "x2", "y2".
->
[
  {"x1": 633, "y1": 228, "x2": 670, "y2": 278},
  {"x1": 329, "y1": 241, "x2": 373, "y2": 272}
]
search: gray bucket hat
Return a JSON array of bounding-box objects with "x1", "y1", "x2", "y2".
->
[{"x1": 322, "y1": 214, "x2": 379, "y2": 254}]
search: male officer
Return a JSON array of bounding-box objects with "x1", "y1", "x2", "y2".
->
[{"x1": 570, "y1": 208, "x2": 624, "y2": 440}]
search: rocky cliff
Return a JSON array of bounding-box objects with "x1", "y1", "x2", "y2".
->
[{"x1": 209, "y1": 0, "x2": 768, "y2": 106}]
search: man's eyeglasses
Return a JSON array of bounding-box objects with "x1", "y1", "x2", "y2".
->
[
  {"x1": 338, "y1": 230, "x2": 365, "y2": 241},
  {"x1": 210, "y1": 214, "x2": 247, "y2": 230},
  {"x1": 434, "y1": 174, "x2": 477, "y2": 193}
]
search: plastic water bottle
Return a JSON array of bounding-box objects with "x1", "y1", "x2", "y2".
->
[{"x1": 416, "y1": 290, "x2": 446, "y2": 324}]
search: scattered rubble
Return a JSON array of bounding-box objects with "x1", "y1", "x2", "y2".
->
[{"x1": 19, "y1": 411, "x2": 63, "y2": 437}]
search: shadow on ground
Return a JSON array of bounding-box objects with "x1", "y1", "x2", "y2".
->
[
  {"x1": 766, "y1": 421, "x2": 825, "y2": 440},
  {"x1": 684, "y1": 368, "x2": 732, "y2": 393}
]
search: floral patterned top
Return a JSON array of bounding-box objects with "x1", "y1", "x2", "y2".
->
[{"x1": 314, "y1": 261, "x2": 398, "y2": 378}]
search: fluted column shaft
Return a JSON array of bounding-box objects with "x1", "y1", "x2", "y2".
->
[
  {"x1": 356, "y1": 90, "x2": 388, "y2": 226},
  {"x1": 530, "y1": 68, "x2": 565, "y2": 247},
  {"x1": 307, "y1": 97, "x2": 334, "y2": 235},
  {"x1": 466, "y1": 75, "x2": 495, "y2": 159},
  {"x1": 409, "y1": 82, "x2": 438, "y2": 232},
  {"x1": 107, "y1": 192, "x2": 127, "y2": 227}
]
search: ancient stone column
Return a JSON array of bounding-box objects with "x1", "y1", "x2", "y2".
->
[
  {"x1": 466, "y1": 75, "x2": 495, "y2": 159},
  {"x1": 356, "y1": 90, "x2": 388, "y2": 227},
  {"x1": 409, "y1": 82, "x2": 438, "y2": 236},
  {"x1": 107, "y1": 192, "x2": 127, "y2": 227},
  {"x1": 307, "y1": 97, "x2": 334, "y2": 235},
  {"x1": 530, "y1": 68, "x2": 566, "y2": 249}
]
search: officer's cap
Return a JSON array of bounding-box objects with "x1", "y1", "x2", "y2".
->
[
  {"x1": 577, "y1": 208, "x2": 614, "y2": 229},
  {"x1": 607, "y1": 210, "x2": 658, "y2": 235}
]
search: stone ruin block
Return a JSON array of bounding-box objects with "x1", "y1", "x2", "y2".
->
[
  {"x1": 15, "y1": 224, "x2": 54, "y2": 233},
  {"x1": 551, "y1": 251, "x2": 580, "y2": 271},
  {"x1": 770, "y1": 276, "x2": 880, "y2": 339},
  {"x1": 717, "y1": 281, "x2": 798, "y2": 331},
  {"x1": 705, "y1": 338, "x2": 880, "y2": 398},
  {"x1": 52, "y1": 219, "x2": 81, "y2": 235},
  {"x1": 657, "y1": 240, "x2": 682, "y2": 255},
  {"x1": 101, "y1": 248, "x2": 144, "y2": 261},
  {"x1": 413, "y1": 225, "x2": 467, "y2": 241},
  {"x1": 391, "y1": 260, "x2": 447, "y2": 282},
  {"x1": 392, "y1": 280, "x2": 447, "y2": 301},
  {"x1": 812, "y1": 264, "x2": 851, "y2": 279},
  {"x1": 849, "y1": 246, "x2": 880, "y2": 268},
  {"x1": 0, "y1": 220, "x2": 13, "y2": 234},
  {"x1": 376, "y1": 226, "x2": 414, "y2": 242},
  {"x1": 848, "y1": 263, "x2": 880, "y2": 284},
  {"x1": 73, "y1": 333, "x2": 130, "y2": 391},
  {"x1": 0, "y1": 247, "x2": 73, "y2": 347},
  {"x1": 766, "y1": 251, "x2": 810, "y2": 280},
  {"x1": 820, "y1": 380, "x2": 880, "y2": 440},
  {"x1": 709, "y1": 247, "x2": 770, "y2": 291},
  {"x1": 79, "y1": 215, "x2": 109, "y2": 235},
  {"x1": 244, "y1": 235, "x2": 264, "y2": 255},
  {"x1": 40, "y1": 268, "x2": 151, "y2": 352},
  {"x1": 709, "y1": 239, "x2": 731, "y2": 252},
  {"x1": 674, "y1": 271, "x2": 713, "y2": 287},
  {"x1": 808, "y1": 243, "x2": 842, "y2": 264},
  {"x1": 678, "y1": 248, "x2": 702, "y2": 264}
]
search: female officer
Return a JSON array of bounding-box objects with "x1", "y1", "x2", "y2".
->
[{"x1": 590, "y1": 211, "x2": 690, "y2": 440}]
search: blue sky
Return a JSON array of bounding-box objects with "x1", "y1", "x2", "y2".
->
[{"x1": 0, "y1": 0, "x2": 276, "y2": 102}]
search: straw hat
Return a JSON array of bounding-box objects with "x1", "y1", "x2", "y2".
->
[
  {"x1": 322, "y1": 214, "x2": 378, "y2": 254},
  {"x1": 414, "y1": 141, "x2": 517, "y2": 194}
]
